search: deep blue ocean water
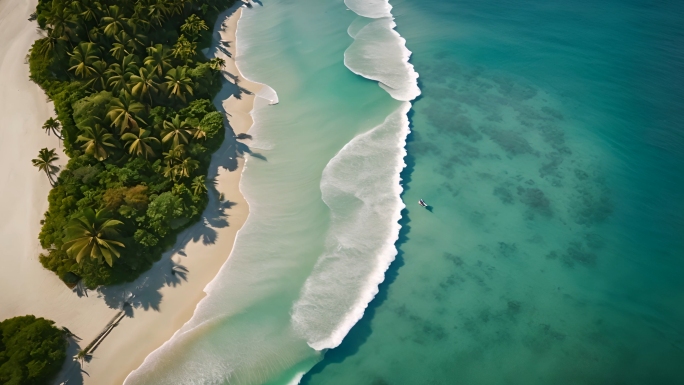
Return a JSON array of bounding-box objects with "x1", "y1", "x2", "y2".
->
[{"x1": 302, "y1": 0, "x2": 684, "y2": 384}]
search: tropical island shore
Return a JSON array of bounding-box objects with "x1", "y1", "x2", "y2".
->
[{"x1": 0, "y1": 0, "x2": 258, "y2": 383}]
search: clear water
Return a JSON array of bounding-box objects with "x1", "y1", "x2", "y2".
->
[
  {"x1": 303, "y1": 0, "x2": 684, "y2": 384},
  {"x1": 128, "y1": 0, "x2": 684, "y2": 383},
  {"x1": 126, "y1": 0, "x2": 413, "y2": 383}
]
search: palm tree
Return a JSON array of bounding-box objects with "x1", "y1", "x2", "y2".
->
[
  {"x1": 109, "y1": 31, "x2": 133, "y2": 60},
  {"x1": 144, "y1": 44, "x2": 172, "y2": 77},
  {"x1": 75, "y1": 349, "x2": 88, "y2": 364},
  {"x1": 171, "y1": 35, "x2": 196, "y2": 64},
  {"x1": 68, "y1": 0, "x2": 97, "y2": 39},
  {"x1": 68, "y1": 42, "x2": 100, "y2": 78},
  {"x1": 169, "y1": 0, "x2": 187, "y2": 16},
  {"x1": 208, "y1": 57, "x2": 225, "y2": 71},
  {"x1": 121, "y1": 128, "x2": 159, "y2": 159},
  {"x1": 162, "y1": 145, "x2": 184, "y2": 167},
  {"x1": 161, "y1": 115, "x2": 192, "y2": 148},
  {"x1": 36, "y1": 28, "x2": 68, "y2": 58},
  {"x1": 110, "y1": 43, "x2": 126, "y2": 61},
  {"x1": 42, "y1": 117, "x2": 63, "y2": 139},
  {"x1": 127, "y1": 29, "x2": 150, "y2": 54},
  {"x1": 163, "y1": 163, "x2": 179, "y2": 181},
  {"x1": 31, "y1": 148, "x2": 59, "y2": 186},
  {"x1": 106, "y1": 55, "x2": 139, "y2": 95},
  {"x1": 191, "y1": 126, "x2": 207, "y2": 141},
  {"x1": 121, "y1": 54, "x2": 141, "y2": 72},
  {"x1": 164, "y1": 67, "x2": 194, "y2": 103},
  {"x1": 176, "y1": 156, "x2": 199, "y2": 179},
  {"x1": 45, "y1": 2, "x2": 77, "y2": 42},
  {"x1": 86, "y1": 26, "x2": 105, "y2": 45},
  {"x1": 62, "y1": 208, "x2": 125, "y2": 267},
  {"x1": 162, "y1": 145, "x2": 185, "y2": 181},
  {"x1": 146, "y1": 1, "x2": 169, "y2": 27},
  {"x1": 73, "y1": 0, "x2": 102, "y2": 23},
  {"x1": 77, "y1": 124, "x2": 117, "y2": 161},
  {"x1": 127, "y1": 10, "x2": 151, "y2": 36},
  {"x1": 180, "y1": 15, "x2": 208, "y2": 41},
  {"x1": 84, "y1": 60, "x2": 109, "y2": 90},
  {"x1": 101, "y1": 5, "x2": 128, "y2": 37},
  {"x1": 163, "y1": 157, "x2": 197, "y2": 182},
  {"x1": 106, "y1": 63, "x2": 131, "y2": 95},
  {"x1": 129, "y1": 66, "x2": 159, "y2": 104},
  {"x1": 191, "y1": 175, "x2": 207, "y2": 196},
  {"x1": 107, "y1": 94, "x2": 146, "y2": 134}
]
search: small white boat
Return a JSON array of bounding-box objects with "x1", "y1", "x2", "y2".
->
[{"x1": 418, "y1": 199, "x2": 428, "y2": 207}]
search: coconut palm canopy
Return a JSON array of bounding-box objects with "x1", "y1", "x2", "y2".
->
[
  {"x1": 62, "y1": 208, "x2": 125, "y2": 267},
  {"x1": 42, "y1": 117, "x2": 62, "y2": 138},
  {"x1": 77, "y1": 124, "x2": 118, "y2": 160},
  {"x1": 122, "y1": 128, "x2": 159, "y2": 158},
  {"x1": 31, "y1": 147, "x2": 59, "y2": 185},
  {"x1": 30, "y1": 0, "x2": 234, "y2": 287}
]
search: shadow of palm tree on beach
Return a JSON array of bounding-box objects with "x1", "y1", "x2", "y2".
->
[
  {"x1": 92, "y1": 0, "x2": 251, "y2": 326},
  {"x1": 52, "y1": 335, "x2": 87, "y2": 385},
  {"x1": 57, "y1": 2, "x2": 266, "y2": 384}
]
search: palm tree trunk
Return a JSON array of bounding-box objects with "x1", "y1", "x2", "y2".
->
[
  {"x1": 52, "y1": 128, "x2": 63, "y2": 139},
  {"x1": 45, "y1": 169, "x2": 55, "y2": 186}
]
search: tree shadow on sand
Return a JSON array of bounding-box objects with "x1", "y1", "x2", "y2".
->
[
  {"x1": 93, "y1": 1, "x2": 262, "y2": 322},
  {"x1": 57, "y1": 3, "x2": 269, "y2": 384},
  {"x1": 52, "y1": 335, "x2": 88, "y2": 385},
  {"x1": 94, "y1": 136, "x2": 240, "y2": 313},
  {"x1": 214, "y1": 4, "x2": 255, "y2": 102}
]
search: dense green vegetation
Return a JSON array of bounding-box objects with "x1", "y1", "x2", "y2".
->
[
  {"x1": 0, "y1": 316, "x2": 67, "y2": 385},
  {"x1": 30, "y1": 0, "x2": 235, "y2": 287}
]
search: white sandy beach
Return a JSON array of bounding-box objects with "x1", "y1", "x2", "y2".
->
[
  {"x1": 0, "y1": 0, "x2": 257, "y2": 383},
  {"x1": 0, "y1": 0, "x2": 118, "y2": 349}
]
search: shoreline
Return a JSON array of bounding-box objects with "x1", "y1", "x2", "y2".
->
[
  {"x1": 74, "y1": 5, "x2": 260, "y2": 385},
  {"x1": 0, "y1": 1, "x2": 259, "y2": 384}
]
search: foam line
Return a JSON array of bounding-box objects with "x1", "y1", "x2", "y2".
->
[
  {"x1": 291, "y1": 0, "x2": 418, "y2": 353},
  {"x1": 344, "y1": 17, "x2": 420, "y2": 102},
  {"x1": 344, "y1": 0, "x2": 393, "y2": 19},
  {"x1": 291, "y1": 102, "x2": 411, "y2": 350}
]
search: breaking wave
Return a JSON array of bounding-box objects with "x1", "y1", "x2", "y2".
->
[
  {"x1": 125, "y1": 0, "x2": 420, "y2": 382},
  {"x1": 345, "y1": 0, "x2": 393, "y2": 18},
  {"x1": 343, "y1": 8, "x2": 420, "y2": 102},
  {"x1": 291, "y1": 0, "x2": 419, "y2": 351},
  {"x1": 291, "y1": 102, "x2": 411, "y2": 350}
]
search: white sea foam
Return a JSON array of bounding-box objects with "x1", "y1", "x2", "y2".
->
[
  {"x1": 290, "y1": 0, "x2": 418, "y2": 352},
  {"x1": 344, "y1": 0, "x2": 392, "y2": 19},
  {"x1": 235, "y1": 7, "x2": 277, "y2": 151},
  {"x1": 127, "y1": 0, "x2": 420, "y2": 381},
  {"x1": 347, "y1": 17, "x2": 371, "y2": 39},
  {"x1": 255, "y1": 84, "x2": 279, "y2": 105},
  {"x1": 235, "y1": 8, "x2": 279, "y2": 108},
  {"x1": 291, "y1": 101, "x2": 411, "y2": 350},
  {"x1": 344, "y1": 17, "x2": 421, "y2": 101}
]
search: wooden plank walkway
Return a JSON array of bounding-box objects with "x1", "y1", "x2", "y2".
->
[{"x1": 81, "y1": 302, "x2": 130, "y2": 357}]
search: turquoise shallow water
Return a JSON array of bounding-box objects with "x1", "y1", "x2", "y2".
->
[
  {"x1": 304, "y1": 0, "x2": 684, "y2": 384},
  {"x1": 126, "y1": 1, "x2": 412, "y2": 384},
  {"x1": 128, "y1": 0, "x2": 684, "y2": 383}
]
